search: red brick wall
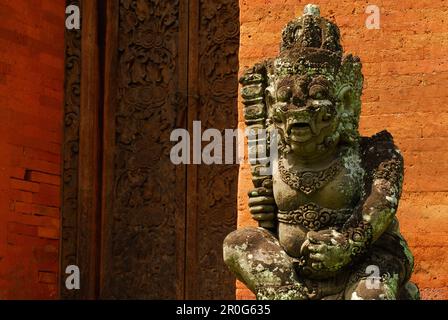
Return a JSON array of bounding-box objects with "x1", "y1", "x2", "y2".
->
[
  {"x1": 0, "y1": 0, "x2": 65, "y2": 299},
  {"x1": 237, "y1": 0, "x2": 448, "y2": 300}
]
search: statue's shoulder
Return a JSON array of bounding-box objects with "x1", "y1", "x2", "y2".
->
[
  {"x1": 359, "y1": 130, "x2": 404, "y2": 174},
  {"x1": 360, "y1": 130, "x2": 400, "y2": 155}
]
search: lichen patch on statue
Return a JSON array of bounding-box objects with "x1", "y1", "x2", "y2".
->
[{"x1": 224, "y1": 4, "x2": 419, "y2": 300}]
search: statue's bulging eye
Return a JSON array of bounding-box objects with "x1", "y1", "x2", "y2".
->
[
  {"x1": 277, "y1": 87, "x2": 292, "y2": 102},
  {"x1": 314, "y1": 92, "x2": 324, "y2": 99},
  {"x1": 309, "y1": 85, "x2": 329, "y2": 100}
]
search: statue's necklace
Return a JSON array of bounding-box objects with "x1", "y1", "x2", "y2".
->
[{"x1": 278, "y1": 156, "x2": 343, "y2": 195}]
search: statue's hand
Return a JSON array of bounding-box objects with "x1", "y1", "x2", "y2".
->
[
  {"x1": 302, "y1": 229, "x2": 353, "y2": 273},
  {"x1": 248, "y1": 187, "x2": 276, "y2": 223}
]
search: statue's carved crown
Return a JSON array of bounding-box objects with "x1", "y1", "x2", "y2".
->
[{"x1": 276, "y1": 4, "x2": 344, "y2": 74}]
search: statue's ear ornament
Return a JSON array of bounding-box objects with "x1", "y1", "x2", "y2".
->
[
  {"x1": 335, "y1": 55, "x2": 364, "y2": 145},
  {"x1": 336, "y1": 54, "x2": 364, "y2": 112}
]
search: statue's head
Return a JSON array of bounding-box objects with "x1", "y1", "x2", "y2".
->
[{"x1": 265, "y1": 4, "x2": 363, "y2": 159}]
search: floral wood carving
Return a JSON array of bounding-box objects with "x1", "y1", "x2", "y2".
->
[
  {"x1": 61, "y1": 0, "x2": 240, "y2": 299},
  {"x1": 61, "y1": 0, "x2": 82, "y2": 300},
  {"x1": 102, "y1": 0, "x2": 185, "y2": 299},
  {"x1": 194, "y1": 0, "x2": 239, "y2": 299}
]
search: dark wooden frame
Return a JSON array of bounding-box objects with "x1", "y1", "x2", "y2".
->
[{"x1": 61, "y1": 0, "x2": 102, "y2": 299}]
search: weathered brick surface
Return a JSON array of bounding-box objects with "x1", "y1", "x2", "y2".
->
[
  {"x1": 0, "y1": 0, "x2": 64, "y2": 299},
  {"x1": 237, "y1": 0, "x2": 448, "y2": 300}
]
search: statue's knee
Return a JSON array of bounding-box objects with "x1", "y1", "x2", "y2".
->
[
  {"x1": 223, "y1": 227, "x2": 258, "y2": 265},
  {"x1": 399, "y1": 281, "x2": 420, "y2": 300},
  {"x1": 224, "y1": 227, "x2": 268, "y2": 248}
]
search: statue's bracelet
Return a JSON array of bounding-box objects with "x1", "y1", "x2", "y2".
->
[{"x1": 344, "y1": 222, "x2": 373, "y2": 258}]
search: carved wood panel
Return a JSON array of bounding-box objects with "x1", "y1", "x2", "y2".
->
[
  {"x1": 185, "y1": 0, "x2": 239, "y2": 299},
  {"x1": 61, "y1": 0, "x2": 82, "y2": 300},
  {"x1": 100, "y1": 0, "x2": 187, "y2": 299},
  {"x1": 61, "y1": 0, "x2": 239, "y2": 299}
]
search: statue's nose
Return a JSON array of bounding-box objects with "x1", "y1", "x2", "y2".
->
[
  {"x1": 289, "y1": 98, "x2": 309, "y2": 112},
  {"x1": 288, "y1": 108, "x2": 311, "y2": 122},
  {"x1": 291, "y1": 96, "x2": 304, "y2": 107}
]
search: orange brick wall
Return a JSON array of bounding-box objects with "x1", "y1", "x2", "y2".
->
[
  {"x1": 237, "y1": 0, "x2": 448, "y2": 300},
  {"x1": 0, "y1": 0, "x2": 65, "y2": 299}
]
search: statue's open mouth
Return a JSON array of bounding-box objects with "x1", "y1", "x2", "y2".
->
[{"x1": 287, "y1": 121, "x2": 316, "y2": 143}]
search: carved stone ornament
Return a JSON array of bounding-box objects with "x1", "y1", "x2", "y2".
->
[
  {"x1": 277, "y1": 203, "x2": 351, "y2": 231},
  {"x1": 278, "y1": 156, "x2": 342, "y2": 194}
]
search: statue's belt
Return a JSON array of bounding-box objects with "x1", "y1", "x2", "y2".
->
[{"x1": 277, "y1": 203, "x2": 352, "y2": 231}]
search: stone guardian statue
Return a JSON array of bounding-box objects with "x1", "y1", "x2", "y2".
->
[{"x1": 223, "y1": 4, "x2": 419, "y2": 300}]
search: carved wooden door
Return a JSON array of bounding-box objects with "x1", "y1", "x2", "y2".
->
[{"x1": 61, "y1": 0, "x2": 239, "y2": 299}]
